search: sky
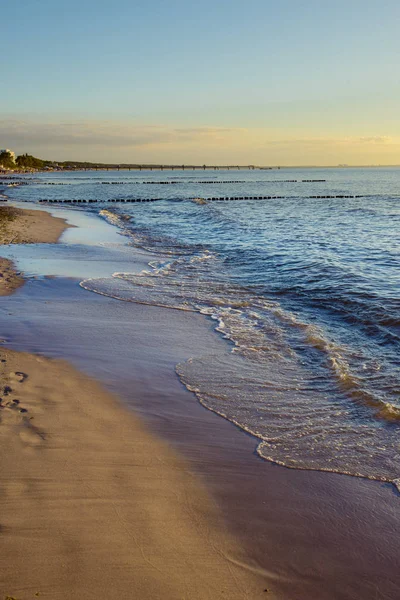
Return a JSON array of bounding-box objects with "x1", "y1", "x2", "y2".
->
[{"x1": 1, "y1": 0, "x2": 400, "y2": 165}]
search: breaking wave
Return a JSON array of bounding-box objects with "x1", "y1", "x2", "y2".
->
[{"x1": 81, "y1": 209, "x2": 400, "y2": 487}]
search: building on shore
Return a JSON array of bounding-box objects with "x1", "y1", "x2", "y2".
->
[{"x1": 0, "y1": 149, "x2": 16, "y2": 161}]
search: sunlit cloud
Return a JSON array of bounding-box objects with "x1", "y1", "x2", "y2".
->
[
  {"x1": 1, "y1": 117, "x2": 399, "y2": 165},
  {"x1": 0, "y1": 119, "x2": 245, "y2": 148},
  {"x1": 358, "y1": 136, "x2": 391, "y2": 144}
]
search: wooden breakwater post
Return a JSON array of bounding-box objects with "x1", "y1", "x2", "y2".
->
[{"x1": 38, "y1": 197, "x2": 162, "y2": 204}]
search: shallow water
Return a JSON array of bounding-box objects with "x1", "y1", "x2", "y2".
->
[{"x1": 7, "y1": 168, "x2": 400, "y2": 485}]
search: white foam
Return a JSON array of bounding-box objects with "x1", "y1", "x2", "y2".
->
[
  {"x1": 393, "y1": 479, "x2": 400, "y2": 493},
  {"x1": 79, "y1": 227, "x2": 400, "y2": 487}
]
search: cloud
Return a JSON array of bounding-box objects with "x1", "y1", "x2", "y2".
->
[
  {"x1": 358, "y1": 136, "x2": 391, "y2": 144},
  {"x1": 1, "y1": 118, "x2": 398, "y2": 164},
  {"x1": 0, "y1": 119, "x2": 244, "y2": 148},
  {"x1": 265, "y1": 138, "x2": 335, "y2": 147}
]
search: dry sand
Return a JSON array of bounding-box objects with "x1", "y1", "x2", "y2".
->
[
  {"x1": 0, "y1": 349, "x2": 267, "y2": 600},
  {"x1": 0, "y1": 206, "x2": 71, "y2": 296},
  {"x1": 0, "y1": 257, "x2": 24, "y2": 296},
  {"x1": 0, "y1": 206, "x2": 71, "y2": 245}
]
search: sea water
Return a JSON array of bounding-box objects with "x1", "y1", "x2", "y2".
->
[{"x1": 7, "y1": 168, "x2": 400, "y2": 486}]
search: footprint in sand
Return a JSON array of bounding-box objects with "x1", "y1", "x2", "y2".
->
[
  {"x1": 4, "y1": 399, "x2": 20, "y2": 409},
  {"x1": 0, "y1": 399, "x2": 26, "y2": 421},
  {"x1": 9, "y1": 371, "x2": 28, "y2": 383}
]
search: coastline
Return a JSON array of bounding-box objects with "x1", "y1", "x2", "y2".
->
[
  {"x1": 0, "y1": 206, "x2": 268, "y2": 599},
  {"x1": 1, "y1": 203, "x2": 399, "y2": 599}
]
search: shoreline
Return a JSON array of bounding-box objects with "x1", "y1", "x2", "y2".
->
[
  {"x1": 1, "y1": 203, "x2": 399, "y2": 599},
  {"x1": 0, "y1": 206, "x2": 269, "y2": 598}
]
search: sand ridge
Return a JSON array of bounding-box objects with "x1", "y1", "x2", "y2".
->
[
  {"x1": 0, "y1": 206, "x2": 72, "y2": 246},
  {"x1": 0, "y1": 258, "x2": 24, "y2": 296},
  {"x1": 0, "y1": 205, "x2": 72, "y2": 296}
]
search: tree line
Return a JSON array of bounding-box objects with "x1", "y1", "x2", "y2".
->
[{"x1": 0, "y1": 151, "x2": 50, "y2": 170}]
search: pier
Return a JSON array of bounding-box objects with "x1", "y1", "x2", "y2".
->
[{"x1": 40, "y1": 179, "x2": 327, "y2": 186}]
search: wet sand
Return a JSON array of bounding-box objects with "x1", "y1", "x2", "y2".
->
[{"x1": 0, "y1": 205, "x2": 399, "y2": 599}]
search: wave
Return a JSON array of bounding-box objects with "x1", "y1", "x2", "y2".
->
[
  {"x1": 79, "y1": 210, "x2": 400, "y2": 488},
  {"x1": 81, "y1": 205, "x2": 400, "y2": 488}
]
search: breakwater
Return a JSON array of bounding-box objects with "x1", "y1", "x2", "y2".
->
[{"x1": 38, "y1": 193, "x2": 364, "y2": 204}]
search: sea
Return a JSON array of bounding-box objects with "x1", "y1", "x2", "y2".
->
[{"x1": 4, "y1": 167, "x2": 400, "y2": 488}]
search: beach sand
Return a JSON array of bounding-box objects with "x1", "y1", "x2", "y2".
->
[
  {"x1": 0, "y1": 207, "x2": 268, "y2": 599},
  {"x1": 0, "y1": 257, "x2": 24, "y2": 296},
  {"x1": 0, "y1": 348, "x2": 267, "y2": 600},
  {"x1": 0, "y1": 206, "x2": 72, "y2": 246},
  {"x1": 0, "y1": 206, "x2": 72, "y2": 296}
]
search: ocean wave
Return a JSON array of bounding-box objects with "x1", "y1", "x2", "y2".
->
[
  {"x1": 73, "y1": 191, "x2": 400, "y2": 490},
  {"x1": 80, "y1": 237, "x2": 400, "y2": 488}
]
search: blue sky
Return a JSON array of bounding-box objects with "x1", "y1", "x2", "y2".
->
[{"x1": 2, "y1": 0, "x2": 400, "y2": 164}]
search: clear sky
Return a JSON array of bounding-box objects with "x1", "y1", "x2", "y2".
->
[{"x1": 2, "y1": 0, "x2": 400, "y2": 165}]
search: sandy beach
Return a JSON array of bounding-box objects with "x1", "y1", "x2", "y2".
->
[
  {"x1": 1, "y1": 202, "x2": 399, "y2": 600},
  {"x1": 0, "y1": 208, "x2": 268, "y2": 599},
  {"x1": 0, "y1": 257, "x2": 24, "y2": 296},
  {"x1": 0, "y1": 206, "x2": 72, "y2": 246},
  {"x1": 0, "y1": 206, "x2": 72, "y2": 296},
  {"x1": 3, "y1": 1, "x2": 400, "y2": 596}
]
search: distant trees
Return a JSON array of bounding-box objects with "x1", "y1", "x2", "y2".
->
[
  {"x1": 0, "y1": 151, "x2": 15, "y2": 169},
  {"x1": 15, "y1": 153, "x2": 47, "y2": 169}
]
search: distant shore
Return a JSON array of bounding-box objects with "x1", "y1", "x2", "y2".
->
[{"x1": 3, "y1": 164, "x2": 400, "y2": 175}]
